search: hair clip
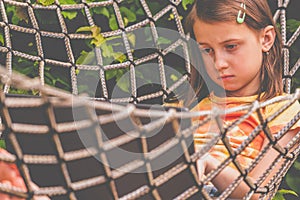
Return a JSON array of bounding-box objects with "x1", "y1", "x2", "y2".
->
[{"x1": 236, "y1": 2, "x2": 246, "y2": 24}]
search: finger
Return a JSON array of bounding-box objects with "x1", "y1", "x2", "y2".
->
[
  {"x1": 0, "y1": 148, "x2": 9, "y2": 154},
  {"x1": 1, "y1": 179, "x2": 26, "y2": 200},
  {"x1": 12, "y1": 177, "x2": 26, "y2": 190},
  {"x1": 197, "y1": 159, "x2": 205, "y2": 180},
  {"x1": 32, "y1": 195, "x2": 51, "y2": 200},
  {"x1": 0, "y1": 181, "x2": 12, "y2": 200},
  {"x1": 11, "y1": 195, "x2": 26, "y2": 200},
  {"x1": 0, "y1": 162, "x2": 26, "y2": 191},
  {"x1": 0, "y1": 193, "x2": 10, "y2": 200},
  {"x1": 0, "y1": 162, "x2": 19, "y2": 182}
]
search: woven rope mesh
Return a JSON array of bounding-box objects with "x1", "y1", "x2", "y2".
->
[
  {"x1": 0, "y1": 0, "x2": 299, "y2": 199},
  {"x1": 0, "y1": 67, "x2": 299, "y2": 200}
]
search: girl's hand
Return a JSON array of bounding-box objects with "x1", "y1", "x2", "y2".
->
[
  {"x1": 0, "y1": 149, "x2": 26, "y2": 200},
  {"x1": 0, "y1": 149, "x2": 50, "y2": 200},
  {"x1": 196, "y1": 152, "x2": 260, "y2": 199},
  {"x1": 196, "y1": 153, "x2": 218, "y2": 180},
  {"x1": 196, "y1": 153, "x2": 208, "y2": 180}
]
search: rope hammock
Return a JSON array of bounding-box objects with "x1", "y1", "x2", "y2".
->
[
  {"x1": 0, "y1": 66, "x2": 299, "y2": 200},
  {"x1": 0, "y1": 0, "x2": 299, "y2": 199}
]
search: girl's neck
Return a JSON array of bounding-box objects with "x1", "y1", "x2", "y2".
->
[{"x1": 213, "y1": 88, "x2": 263, "y2": 99}]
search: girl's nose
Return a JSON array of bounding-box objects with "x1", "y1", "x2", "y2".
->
[{"x1": 214, "y1": 52, "x2": 228, "y2": 71}]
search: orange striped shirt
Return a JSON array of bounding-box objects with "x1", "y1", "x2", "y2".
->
[{"x1": 192, "y1": 93, "x2": 300, "y2": 169}]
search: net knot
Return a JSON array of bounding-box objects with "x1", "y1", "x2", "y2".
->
[
  {"x1": 147, "y1": 17, "x2": 155, "y2": 23},
  {"x1": 130, "y1": 95, "x2": 138, "y2": 103}
]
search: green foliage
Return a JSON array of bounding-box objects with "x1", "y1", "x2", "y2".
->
[
  {"x1": 286, "y1": 19, "x2": 300, "y2": 32},
  {"x1": 273, "y1": 189, "x2": 298, "y2": 200},
  {"x1": 6, "y1": 5, "x2": 28, "y2": 24},
  {"x1": 0, "y1": 34, "x2": 3, "y2": 45},
  {"x1": 157, "y1": 37, "x2": 172, "y2": 45},
  {"x1": 1, "y1": 0, "x2": 192, "y2": 95},
  {"x1": 37, "y1": 0, "x2": 55, "y2": 6},
  {"x1": 0, "y1": 140, "x2": 5, "y2": 149},
  {"x1": 182, "y1": 0, "x2": 194, "y2": 10},
  {"x1": 285, "y1": 19, "x2": 300, "y2": 92},
  {"x1": 276, "y1": 18, "x2": 300, "y2": 199},
  {"x1": 76, "y1": 25, "x2": 132, "y2": 92},
  {"x1": 119, "y1": 7, "x2": 137, "y2": 24},
  {"x1": 76, "y1": 25, "x2": 128, "y2": 64},
  {"x1": 61, "y1": 11, "x2": 77, "y2": 20}
]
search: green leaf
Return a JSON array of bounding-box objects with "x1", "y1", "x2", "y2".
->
[
  {"x1": 11, "y1": 14, "x2": 20, "y2": 24},
  {"x1": 59, "y1": 0, "x2": 77, "y2": 5},
  {"x1": 182, "y1": 0, "x2": 194, "y2": 10},
  {"x1": 105, "y1": 69, "x2": 118, "y2": 80},
  {"x1": 38, "y1": 0, "x2": 55, "y2": 6},
  {"x1": 286, "y1": 173, "x2": 300, "y2": 194},
  {"x1": 76, "y1": 25, "x2": 101, "y2": 35},
  {"x1": 75, "y1": 68, "x2": 80, "y2": 75},
  {"x1": 113, "y1": 52, "x2": 126, "y2": 63},
  {"x1": 16, "y1": 7, "x2": 29, "y2": 23},
  {"x1": 0, "y1": 34, "x2": 4, "y2": 45},
  {"x1": 286, "y1": 19, "x2": 300, "y2": 33},
  {"x1": 76, "y1": 50, "x2": 95, "y2": 65},
  {"x1": 77, "y1": 84, "x2": 89, "y2": 94},
  {"x1": 105, "y1": 35, "x2": 121, "y2": 41},
  {"x1": 278, "y1": 189, "x2": 298, "y2": 196},
  {"x1": 61, "y1": 11, "x2": 77, "y2": 20},
  {"x1": 93, "y1": 7, "x2": 110, "y2": 18},
  {"x1": 127, "y1": 33, "x2": 136, "y2": 47},
  {"x1": 273, "y1": 193, "x2": 285, "y2": 200},
  {"x1": 168, "y1": 13, "x2": 175, "y2": 20},
  {"x1": 76, "y1": 26, "x2": 93, "y2": 33},
  {"x1": 109, "y1": 16, "x2": 118, "y2": 30},
  {"x1": 101, "y1": 43, "x2": 114, "y2": 57},
  {"x1": 116, "y1": 74, "x2": 130, "y2": 93},
  {"x1": 91, "y1": 34, "x2": 105, "y2": 46},
  {"x1": 123, "y1": 17, "x2": 129, "y2": 27},
  {"x1": 293, "y1": 160, "x2": 300, "y2": 170},
  {"x1": 0, "y1": 140, "x2": 5, "y2": 149},
  {"x1": 273, "y1": 189, "x2": 298, "y2": 200},
  {"x1": 90, "y1": 26, "x2": 101, "y2": 37},
  {"x1": 157, "y1": 37, "x2": 171, "y2": 45},
  {"x1": 55, "y1": 77, "x2": 70, "y2": 88},
  {"x1": 120, "y1": 7, "x2": 136, "y2": 22},
  {"x1": 76, "y1": 25, "x2": 105, "y2": 47},
  {"x1": 170, "y1": 74, "x2": 178, "y2": 81},
  {"x1": 136, "y1": 8, "x2": 144, "y2": 16}
]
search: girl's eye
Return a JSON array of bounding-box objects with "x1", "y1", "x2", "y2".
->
[
  {"x1": 204, "y1": 48, "x2": 212, "y2": 53},
  {"x1": 226, "y1": 44, "x2": 237, "y2": 50},
  {"x1": 199, "y1": 47, "x2": 213, "y2": 54}
]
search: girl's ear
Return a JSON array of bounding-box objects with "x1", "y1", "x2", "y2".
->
[{"x1": 261, "y1": 25, "x2": 276, "y2": 52}]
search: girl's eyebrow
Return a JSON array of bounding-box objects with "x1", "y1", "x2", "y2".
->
[
  {"x1": 220, "y1": 39, "x2": 241, "y2": 44},
  {"x1": 197, "y1": 42, "x2": 209, "y2": 46},
  {"x1": 198, "y1": 39, "x2": 241, "y2": 46}
]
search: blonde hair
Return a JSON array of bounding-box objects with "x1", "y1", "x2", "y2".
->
[{"x1": 185, "y1": 0, "x2": 283, "y2": 105}]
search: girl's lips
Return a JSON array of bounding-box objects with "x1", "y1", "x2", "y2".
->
[{"x1": 218, "y1": 75, "x2": 234, "y2": 80}]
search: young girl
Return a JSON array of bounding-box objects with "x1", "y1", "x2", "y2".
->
[{"x1": 185, "y1": 0, "x2": 300, "y2": 198}]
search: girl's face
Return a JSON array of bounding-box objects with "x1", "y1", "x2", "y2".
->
[{"x1": 193, "y1": 19, "x2": 266, "y2": 97}]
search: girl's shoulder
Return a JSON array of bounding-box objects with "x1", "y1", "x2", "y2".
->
[
  {"x1": 163, "y1": 100, "x2": 185, "y2": 108},
  {"x1": 265, "y1": 93, "x2": 300, "y2": 130},
  {"x1": 190, "y1": 96, "x2": 212, "y2": 112},
  {"x1": 265, "y1": 93, "x2": 299, "y2": 114}
]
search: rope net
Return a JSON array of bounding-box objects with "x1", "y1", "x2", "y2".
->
[
  {"x1": 0, "y1": 0, "x2": 299, "y2": 199},
  {"x1": 0, "y1": 66, "x2": 299, "y2": 200}
]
